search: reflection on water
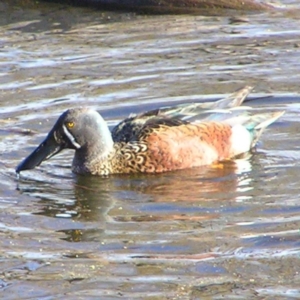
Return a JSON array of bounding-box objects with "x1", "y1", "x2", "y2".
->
[{"x1": 1, "y1": 0, "x2": 300, "y2": 299}]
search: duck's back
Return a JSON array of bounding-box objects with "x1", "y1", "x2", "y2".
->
[
  {"x1": 109, "y1": 121, "x2": 234, "y2": 174},
  {"x1": 109, "y1": 109, "x2": 284, "y2": 174},
  {"x1": 111, "y1": 85, "x2": 253, "y2": 143}
]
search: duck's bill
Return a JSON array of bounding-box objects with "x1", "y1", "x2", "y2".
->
[{"x1": 16, "y1": 131, "x2": 64, "y2": 174}]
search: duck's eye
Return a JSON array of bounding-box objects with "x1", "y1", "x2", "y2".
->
[{"x1": 66, "y1": 121, "x2": 75, "y2": 129}]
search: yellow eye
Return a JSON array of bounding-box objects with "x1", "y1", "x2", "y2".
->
[{"x1": 66, "y1": 121, "x2": 75, "y2": 129}]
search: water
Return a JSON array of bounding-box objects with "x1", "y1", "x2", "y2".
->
[{"x1": 1, "y1": 0, "x2": 300, "y2": 299}]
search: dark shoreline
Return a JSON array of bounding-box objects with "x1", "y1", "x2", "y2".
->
[{"x1": 30, "y1": 0, "x2": 276, "y2": 14}]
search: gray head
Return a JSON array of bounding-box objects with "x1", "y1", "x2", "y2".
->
[{"x1": 16, "y1": 107, "x2": 113, "y2": 173}]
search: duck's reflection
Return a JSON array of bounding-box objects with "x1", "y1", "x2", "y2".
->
[
  {"x1": 112, "y1": 157, "x2": 253, "y2": 202},
  {"x1": 16, "y1": 157, "x2": 254, "y2": 242}
]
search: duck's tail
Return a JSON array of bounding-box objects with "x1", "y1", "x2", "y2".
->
[
  {"x1": 228, "y1": 111, "x2": 285, "y2": 155},
  {"x1": 243, "y1": 111, "x2": 285, "y2": 147}
]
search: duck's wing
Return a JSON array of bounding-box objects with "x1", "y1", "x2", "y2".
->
[
  {"x1": 157, "y1": 85, "x2": 253, "y2": 121},
  {"x1": 112, "y1": 85, "x2": 253, "y2": 143}
]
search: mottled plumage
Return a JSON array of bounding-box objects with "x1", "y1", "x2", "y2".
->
[
  {"x1": 16, "y1": 86, "x2": 284, "y2": 176},
  {"x1": 112, "y1": 85, "x2": 253, "y2": 142}
]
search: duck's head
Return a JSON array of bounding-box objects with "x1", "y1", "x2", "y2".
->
[{"x1": 16, "y1": 107, "x2": 113, "y2": 174}]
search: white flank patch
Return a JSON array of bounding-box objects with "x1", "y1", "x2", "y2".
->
[
  {"x1": 230, "y1": 125, "x2": 252, "y2": 156},
  {"x1": 62, "y1": 125, "x2": 81, "y2": 149}
]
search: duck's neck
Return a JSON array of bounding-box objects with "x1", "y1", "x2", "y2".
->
[{"x1": 72, "y1": 117, "x2": 115, "y2": 174}]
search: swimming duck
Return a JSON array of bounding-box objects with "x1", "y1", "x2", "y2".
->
[{"x1": 16, "y1": 86, "x2": 284, "y2": 175}]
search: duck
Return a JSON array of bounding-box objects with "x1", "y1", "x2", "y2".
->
[{"x1": 16, "y1": 86, "x2": 284, "y2": 176}]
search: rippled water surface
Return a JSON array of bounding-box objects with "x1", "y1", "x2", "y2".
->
[{"x1": 1, "y1": 0, "x2": 300, "y2": 299}]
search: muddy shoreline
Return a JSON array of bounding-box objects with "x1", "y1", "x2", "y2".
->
[{"x1": 7, "y1": 0, "x2": 276, "y2": 14}]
